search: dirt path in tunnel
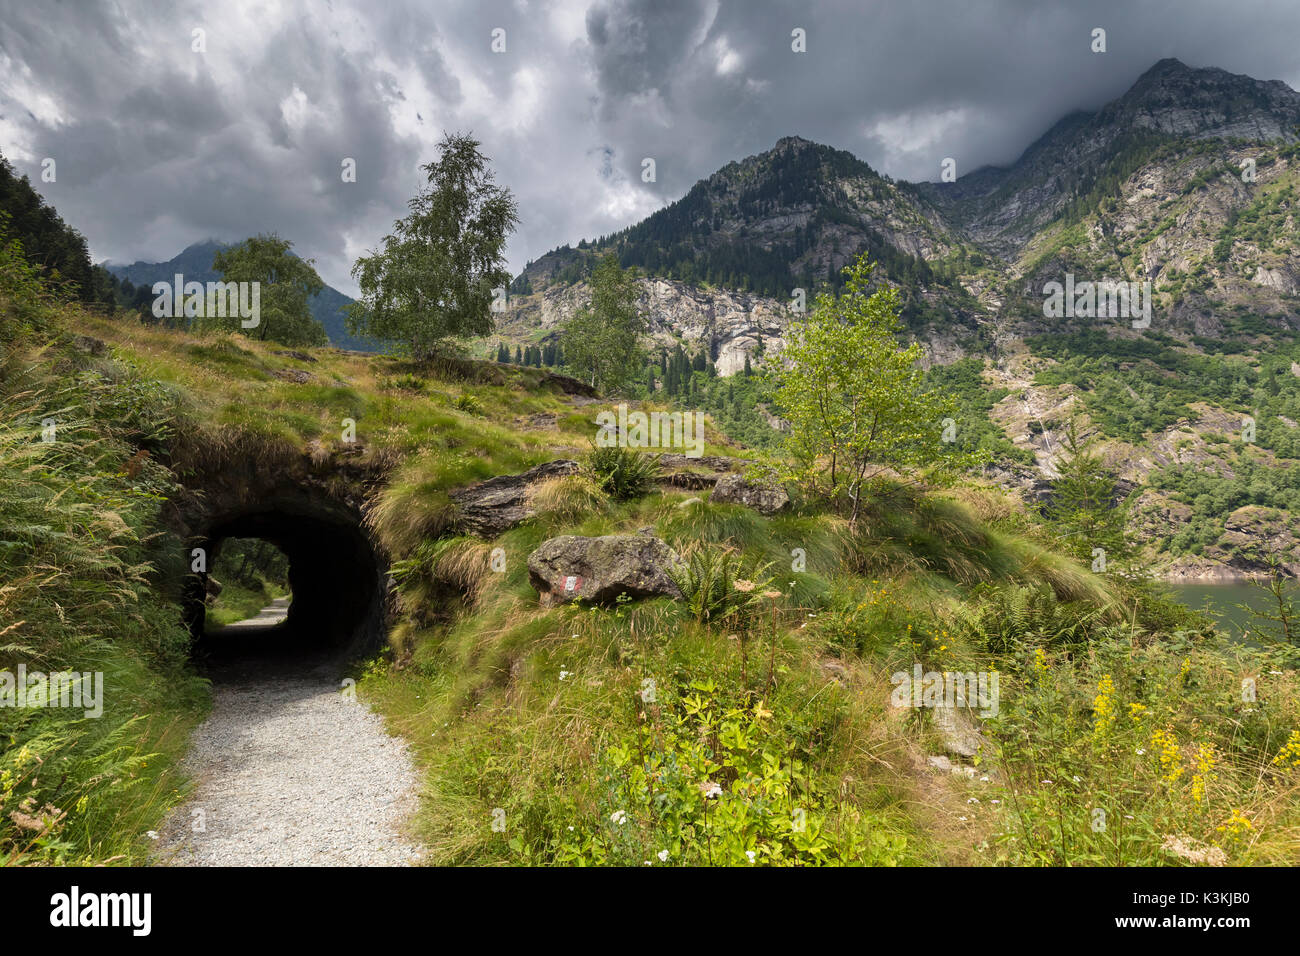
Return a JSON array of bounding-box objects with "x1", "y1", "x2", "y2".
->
[{"x1": 154, "y1": 608, "x2": 424, "y2": 866}]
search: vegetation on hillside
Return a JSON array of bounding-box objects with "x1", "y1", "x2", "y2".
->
[{"x1": 0, "y1": 229, "x2": 207, "y2": 865}]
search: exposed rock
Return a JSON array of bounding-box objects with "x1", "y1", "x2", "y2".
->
[
  {"x1": 204, "y1": 575, "x2": 224, "y2": 604},
  {"x1": 658, "y1": 471, "x2": 719, "y2": 490},
  {"x1": 274, "y1": 369, "x2": 312, "y2": 384},
  {"x1": 821, "y1": 660, "x2": 849, "y2": 683},
  {"x1": 449, "y1": 460, "x2": 581, "y2": 537},
  {"x1": 527, "y1": 533, "x2": 685, "y2": 605},
  {"x1": 710, "y1": 474, "x2": 791, "y2": 515},
  {"x1": 657, "y1": 454, "x2": 749, "y2": 472},
  {"x1": 540, "y1": 370, "x2": 598, "y2": 397},
  {"x1": 932, "y1": 707, "x2": 987, "y2": 759},
  {"x1": 517, "y1": 412, "x2": 558, "y2": 430},
  {"x1": 926, "y1": 755, "x2": 975, "y2": 778},
  {"x1": 72, "y1": 334, "x2": 106, "y2": 355},
  {"x1": 273, "y1": 350, "x2": 317, "y2": 363}
]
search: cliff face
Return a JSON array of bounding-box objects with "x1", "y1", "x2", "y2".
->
[
  {"x1": 491, "y1": 60, "x2": 1300, "y2": 576},
  {"x1": 501, "y1": 59, "x2": 1300, "y2": 377}
]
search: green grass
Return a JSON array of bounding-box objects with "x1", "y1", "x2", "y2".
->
[{"x1": 6, "y1": 230, "x2": 1299, "y2": 865}]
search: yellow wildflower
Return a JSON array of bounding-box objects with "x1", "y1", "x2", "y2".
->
[
  {"x1": 1272, "y1": 729, "x2": 1300, "y2": 769},
  {"x1": 1190, "y1": 743, "x2": 1217, "y2": 805},
  {"x1": 1152, "y1": 726, "x2": 1183, "y2": 782},
  {"x1": 1092, "y1": 674, "x2": 1117, "y2": 741}
]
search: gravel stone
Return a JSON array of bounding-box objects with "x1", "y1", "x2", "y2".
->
[{"x1": 154, "y1": 651, "x2": 423, "y2": 867}]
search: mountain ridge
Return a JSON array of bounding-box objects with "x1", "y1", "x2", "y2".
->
[{"x1": 102, "y1": 239, "x2": 380, "y2": 352}]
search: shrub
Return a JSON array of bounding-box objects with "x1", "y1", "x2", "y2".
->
[
  {"x1": 584, "y1": 444, "x2": 661, "y2": 501},
  {"x1": 453, "y1": 392, "x2": 484, "y2": 415},
  {"x1": 669, "y1": 547, "x2": 775, "y2": 629}
]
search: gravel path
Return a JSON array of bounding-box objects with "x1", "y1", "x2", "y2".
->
[{"x1": 154, "y1": 614, "x2": 423, "y2": 866}]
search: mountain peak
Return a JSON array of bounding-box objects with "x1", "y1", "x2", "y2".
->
[
  {"x1": 1138, "y1": 56, "x2": 1192, "y2": 79},
  {"x1": 773, "y1": 135, "x2": 816, "y2": 150}
]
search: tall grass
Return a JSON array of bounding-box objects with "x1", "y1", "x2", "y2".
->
[{"x1": 0, "y1": 362, "x2": 206, "y2": 864}]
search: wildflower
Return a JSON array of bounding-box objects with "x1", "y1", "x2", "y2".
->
[
  {"x1": 1190, "y1": 743, "x2": 1217, "y2": 806},
  {"x1": 657, "y1": 849, "x2": 669, "y2": 862},
  {"x1": 1128, "y1": 702, "x2": 1147, "y2": 722},
  {"x1": 967, "y1": 797, "x2": 980, "y2": 804},
  {"x1": 746, "y1": 850, "x2": 756, "y2": 863},
  {"x1": 701, "y1": 781, "x2": 722, "y2": 799},
  {"x1": 610, "y1": 810, "x2": 628, "y2": 825},
  {"x1": 1271, "y1": 729, "x2": 1300, "y2": 769},
  {"x1": 1161, "y1": 834, "x2": 1226, "y2": 866},
  {"x1": 734, "y1": 579, "x2": 755, "y2": 593},
  {"x1": 1092, "y1": 674, "x2": 1117, "y2": 741},
  {"x1": 559, "y1": 670, "x2": 570, "y2": 681},
  {"x1": 1032, "y1": 648, "x2": 1048, "y2": 677},
  {"x1": 762, "y1": 590, "x2": 782, "y2": 600},
  {"x1": 1216, "y1": 808, "x2": 1253, "y2": 841},
  {"x1": 1041, "y1": 779, "x2": 1054, "y2": 785},
  {"x1": 1152, "y1": 727, "x2": 1183, "y2": 782}
]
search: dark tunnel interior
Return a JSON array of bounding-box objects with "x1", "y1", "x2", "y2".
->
[{"x1": 183, "y1": 503, "x2": 386, "y2": 660}]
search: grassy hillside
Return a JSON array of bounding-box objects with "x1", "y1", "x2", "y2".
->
[{"x1": 4, "y1": 228, "x2": 1300, "y2": 865}]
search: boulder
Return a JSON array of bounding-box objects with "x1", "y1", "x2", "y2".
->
[
  {"x1": 72, "y1": 334, "x2": 107, "y2": 355},
  {"x1": 709, "y1": 474, "x2": 790, "y2": 515},
  {"x1": 658, "y1": 471, "x2": 719, "y2": 490},
  {"x1": 449, "y1": 460, "x2": 580, "y2": 537},
  {"x1": 527, "y1": 533, "x2": 685, "y2": 604},
  {"x1": 658, "y1": 454, "x2": 749, "y2": 472},
  {"x1": 932, "y1": 707, "x2": 987, "y2": 759}
]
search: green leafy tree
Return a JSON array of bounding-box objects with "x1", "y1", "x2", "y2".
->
[
  {"x1": 563, "y1": 252, "x2": 647, "y2": 392},
  {"x1": 208, "y1": 235, "x2": 327, "y2": 346},
  {"x1": 1041, "y1": 419, "x2": 1135, "y2": 572},
  {"x1": 346, "y1": 133, "x2": 519, "y2": 358},
  {"x1": 775, "y1": 254, "x2": 955, "y2": 522}
]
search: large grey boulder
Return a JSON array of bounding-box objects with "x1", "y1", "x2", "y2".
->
[
  {"x1": 449, "y1": 460, "x2": 580, "y2": 537},
  {"x1": 709, "y1": 474, "x2": 790, "y2": 515},
  {"x1": 528, "y1": 533, "x2": 685, "y2": 604}
]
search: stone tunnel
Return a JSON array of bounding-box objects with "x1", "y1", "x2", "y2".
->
[{"x1": 173, "y1": 445, "x2": 389, "y2": 659}]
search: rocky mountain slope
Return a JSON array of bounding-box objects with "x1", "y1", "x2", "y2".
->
[{"x1": 494, "y1": 58, "x2": 1300, "y2": 578}]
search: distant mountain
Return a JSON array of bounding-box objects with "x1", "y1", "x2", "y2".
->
[
  {"x1": 495, "y1": 59, "x2": 1300, "y2": 578},
  {"x1": 505, "y1": 58, "x2": 1300, "y2": 360},
  {"x1": 103, "y1": 240, "x2": 382, "y2": 352}
]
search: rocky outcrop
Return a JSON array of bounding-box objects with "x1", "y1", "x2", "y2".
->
[
  {"x1": 709, "y1": 474, "x2": 791, "y2": 515},
  {"x1": 449, "y1": 460, "x2": 580, "y2": 537},
  {"x1": 527, "y1": 533, "x2": 685, "y2": 605}
]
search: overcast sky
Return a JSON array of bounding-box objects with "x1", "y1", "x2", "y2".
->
[{"x1": 2, "y1": 0, "x2": 1299, "y2": 295}]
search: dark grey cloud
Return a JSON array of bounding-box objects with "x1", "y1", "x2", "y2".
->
[{"x1": 1, "y1": 0, "x2": 1298, "y2": 295}]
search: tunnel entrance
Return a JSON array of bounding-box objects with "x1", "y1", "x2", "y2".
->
[
  {"x1": 203, "y1": 536, "x2": 293, "y2": 631},
  {"x1": 183, "y1": 500, "x2": 386, "y2": 661}
]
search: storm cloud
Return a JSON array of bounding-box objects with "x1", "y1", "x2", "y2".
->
[{"x1": 1, "y1": 0, "x2": 1298, "y2": 294}]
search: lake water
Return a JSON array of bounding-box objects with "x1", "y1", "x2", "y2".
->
[{"x1": 1164, "y1": 582, "x2": 1275, "y2": 643}]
